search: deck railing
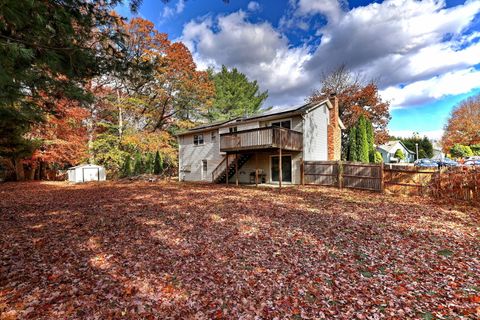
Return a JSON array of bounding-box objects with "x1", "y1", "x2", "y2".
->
[
  {"x1": 220, "y1": 126, "x2": 303, "y2": 152},
  {"x1": 211, "y1": 154, "x2": 236, "y2": 182}
]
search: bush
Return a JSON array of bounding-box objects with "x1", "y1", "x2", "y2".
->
[
  {"x1": 450, "y1": 144, "x2": 473, "y2": 158},
  {"x1": 154, "y1": 151, "x2": 163, "y2": 175},
  {"x1": 394, "y1": 149, "x2": 405, "y2": 160},
  {"x1": 121, "y1": 156, "x2": 132, "y2": 177},
  {"x1": 374, "y1": 151, "x2": 383, "y2": 163}
]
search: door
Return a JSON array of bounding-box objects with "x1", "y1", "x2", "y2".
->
[
  {"x1": 271, "y1": 155, "x2": 292, "y2": 183},
  {"x1": 83, "y1": 168, "x2": 99, "y2": 182},
  {"x1": 201, "y1": 160, "x2": 208, "y2": 180}
]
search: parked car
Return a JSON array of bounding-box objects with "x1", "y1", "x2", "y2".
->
[
  {"x1": 414, "y1": 158, "x2": 439, "y2": 168},
  {"x1": 436, "y1": 158, "x2": 459, "y2": 167},
  {"x1": 466, "y1": 156, "x2": 480, "y2": 161},
  {"x1": 463, "y1": 160, "x2": 480, "y2": 166}
]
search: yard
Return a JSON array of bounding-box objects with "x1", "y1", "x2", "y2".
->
[{"x1": 0, "y1": 182, "x2": 479, "y2": 319}]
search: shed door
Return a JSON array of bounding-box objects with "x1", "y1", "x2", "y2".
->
[{"x1": 83, "y1": 168, "x2": 99, "y2": 182}]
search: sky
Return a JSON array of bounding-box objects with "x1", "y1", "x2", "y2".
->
[{"x1": 117, "y1": 0, "x2": 480, "y2": 140}]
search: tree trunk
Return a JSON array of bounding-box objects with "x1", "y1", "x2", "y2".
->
[{"x1": 13, "y1": 158, "x2": 25, "y2": 181}]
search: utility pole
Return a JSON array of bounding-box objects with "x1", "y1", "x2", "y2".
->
[{"x1": 415, "y1": 143, "x2": 419, "y2": 160}]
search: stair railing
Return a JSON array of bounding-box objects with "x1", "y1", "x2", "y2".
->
[{"x1": 212, "y1": 154, "x2": 236, "y2": 182}]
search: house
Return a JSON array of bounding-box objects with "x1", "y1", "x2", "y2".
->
[
  {"x1": 431, "y1": 141, "x2": 445, "y2": 161},
  {"x1": 67, "y1": 164, "x2": 106, "y2": 183},
  {"x1": 177, "y1": 95, "x2": 344, "y2": 185},
  {"x1": 376, "y1": 140, "x2": 415, "y2": 163}
]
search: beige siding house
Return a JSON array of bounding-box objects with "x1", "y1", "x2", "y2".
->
[{"x1": 177, "y1": 96, "x2": 344, "y2": 185}]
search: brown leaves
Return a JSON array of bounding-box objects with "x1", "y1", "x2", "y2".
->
[{"x1": 0, "y1": 181, "x2": 479, "y2": 319}]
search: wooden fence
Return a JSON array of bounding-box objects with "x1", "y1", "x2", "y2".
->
[
  {"x1": 302, "y1": 161, "x2": 480, "y2": 203},
  {"x1": 302, "y1": 161, "x2": 383, "y2": 192},
  {"x1": 303, "y1": 161, "x2": 340, "y2": 187}
]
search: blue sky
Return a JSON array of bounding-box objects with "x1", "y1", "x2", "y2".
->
[{"x1": 118, "y1": 0, "x2": 480, "y2": 140}]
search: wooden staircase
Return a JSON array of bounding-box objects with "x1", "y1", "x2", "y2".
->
[{"x1": 212, "y1": 154, "x2": 252, "y2": 183}]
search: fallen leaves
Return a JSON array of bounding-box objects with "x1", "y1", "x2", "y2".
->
[{"x1": 0, "y1": 181, "x2": 479, "y2": 319}]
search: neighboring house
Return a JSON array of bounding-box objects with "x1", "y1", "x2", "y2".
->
[
  {"x1": 177, "y1": 96, "x2": 345, "y2": 185},
  {"x1": 376, "y1": 140, "x2": 415, "y2": 163},
  {"x1": 431, "y1": 141, "x2": 445, "y2": 161}
]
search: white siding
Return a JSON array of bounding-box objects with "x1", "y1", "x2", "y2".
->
[
  {"x1": 302, "y1": 104, "x2": 329, "y2": 161},
  {"x1": 219, "y1": 121, "x2": 260, "y2": 134},
  {"x1": 178, "y1": 130, "x2": 224, "y2": 182}
]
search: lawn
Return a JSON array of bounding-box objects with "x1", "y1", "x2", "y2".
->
[{"x1": 0, "y1": 182, "x2": 479, "y2": 319}]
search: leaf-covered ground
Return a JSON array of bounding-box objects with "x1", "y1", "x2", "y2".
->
[{"x1": 0, "y1": 181, "x2": 479, "y2": 319}]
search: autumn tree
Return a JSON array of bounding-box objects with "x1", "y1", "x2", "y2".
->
[
  {"x1": 119, "y1": 18, "x2": 214, "y2": 133},
  {"x1": 206, "y1": 66, "x2": 268, "y2": 121},
  {"x1": 308, "y1": 65, "x2": 391, "y2": 159},
  {"x1": 441, "y1": 94, "x2": 480, "y2": 152}
]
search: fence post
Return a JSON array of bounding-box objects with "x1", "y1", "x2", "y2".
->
[
  {"x1": 337, "y1": 160, "x2": 343, "y2": 189},
  {"x1": 380, "y1": 162, "x2": 384, "y2": 193},
  {"x1": 300, "y1": 160, "x2": 304, "y2": 186}
]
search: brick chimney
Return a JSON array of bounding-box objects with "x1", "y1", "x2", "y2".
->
[{"x1": 327, "y1": 94, "x2": 341, "y2": 160}]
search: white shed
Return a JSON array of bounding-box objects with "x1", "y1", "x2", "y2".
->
[{"x1": 67, "y1": 164, "x2": 106, "y2": 183}]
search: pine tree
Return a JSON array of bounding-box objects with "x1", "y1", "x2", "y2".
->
[
  {"x1": 207, "y1": 65, "x2": 269, "y2": 121},
  {"x1": 356, "y1": 115, "x2": 370, "y2": 163},
  {"x1": 153, "y1": 151, "x2": 163, "y2": 175},
  {"x1": 348, "y1": 127, "x2": 358, "y2": 162},
  {"x1": 121, "y1": 156, "x2": 133, "y2": 177},
  {"x1": 133, "y1": 152, "x2": 144, "y2": 175}
]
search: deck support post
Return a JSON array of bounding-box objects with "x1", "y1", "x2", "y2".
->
[
  {"x1": 279, "y1": 147, "x2": 282, "y2": 190},
  {"x1": 255, "y1": 152, "x2": 259, "y2": 187},
  {"x1": 235, "y1": 153, "x2": 239, "y2": 186},
  {"x1": 301, "y1": 159, "x2": 304, "y2": 186},
  {"x1": 226, "y1": 154, "x2": 229, "y2": 185}
]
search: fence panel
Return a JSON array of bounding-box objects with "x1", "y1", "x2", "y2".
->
[
  {"x1": 303, "y1": 161, "x2": 339, "y2": 187},
  {"x1": 384, "y1": 167, "x2": 436, "y2": 195},
  {"x1": 342, "y1": 162, "x2": 383, "y2": 192}
]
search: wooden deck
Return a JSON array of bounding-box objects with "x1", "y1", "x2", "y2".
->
[{"x1": 220, "y1": 126, "x2": 303, "y2": 152}]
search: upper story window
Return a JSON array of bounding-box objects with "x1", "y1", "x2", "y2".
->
[
  {"x1": 271, "y1": 120, "x2": 291, "y2": 129},
  {"x1": 194, "y1": 134, "x2": 204, "y2": 145},
  {"x1": 229, "y1": 127, "x2": 238, "y2": 133},
  {"x1": 211, "y1": 131, "x2": 216, "y2": 142}
]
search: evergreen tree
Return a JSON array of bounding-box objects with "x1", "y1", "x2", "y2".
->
[
  {"x1": 348, "y1": 127, "x2": 358, "y2": 162},
  {"x1": 366, "y1": 119, "x2": 375, "y2": 162},
  {"x1": 374, "y1": 151, "x2": 383, "y2": 163},
  {"x1": 133, "y1": 152, "x2": 144, "y2": 175},
  {"x1": 121, "y1": 156, "x2": 133, "y2": 177},
  {"x1": 356, "y1": 116, "x2": 370, "y2": 163},
  {"x1": 153, "y1": 151, "x2": 163, "y2": 174},
  {"x1": 145, "y1": 152, "x2": 154, "y2": 174},
  {"x1": 207, "y1": 65, "x2": 269, "y2": 121}
]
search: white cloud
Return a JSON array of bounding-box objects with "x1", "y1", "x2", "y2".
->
[
  {"x1": 381, "y1": 68, "x2": 480, "y2": 108},
  {"x1": 247, "y1": 1, "x2": 260, "y2": 12},
  {"x1": 181, "y1": 11, "x2": 314, "y2": 106},
  {"x1": 162, "y1": 0, "x2": 185, "y2": 19},
  {"x1": 180, "y1": 0, "x2": 480, "y2": 110}
]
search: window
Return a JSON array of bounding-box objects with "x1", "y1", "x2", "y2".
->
[
  {"x1": 211, "y1": 131, "x2": 216, "y2": 142},
  {"x1": 271, "y1": 120, "x2": 291, "y2": 129},
  {"x1": 194, "y1": 134, "x2": 204, "y2": 145},
  {"x1": 229, "y1": 127, "x2": 238, "y2": 133}
]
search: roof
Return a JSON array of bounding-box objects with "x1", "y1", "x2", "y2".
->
[
  {"x1": 177, "y1": 98, "x2": 340, "y2": 136},
  {"x1": 68, "y1": 164, "x2": 104, "y2": 170},
  {"x1": 377, "y1": 140, "x2": 415, "y2": 154}
]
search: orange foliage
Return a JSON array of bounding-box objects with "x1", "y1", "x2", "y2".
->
[
  {"x1": 30, "y1": 99, "x2": 88, "y2": 166},
  {"x1": 310, "y1": 83, "x2": 391, "y2": 144},
  {"x1": 441, "y1": 94, "x2": 480, "y2": 152}
]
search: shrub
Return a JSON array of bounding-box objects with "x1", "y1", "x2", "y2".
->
[
  {"x1": 374, "y1": 151, "x2": 383, "y2": 163},
  {"x1": 154, "y1": 151, "x2": 163, "y2": 175},
  {"x1": 121, "y1": 156, "x2": 132, "y2": 177},
  {"x1": 450, "y1": 144, "x2": 473, "y2": 158},
  {"x1": 394, "y1": 149, "x2": 405, "y2": 160}
]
